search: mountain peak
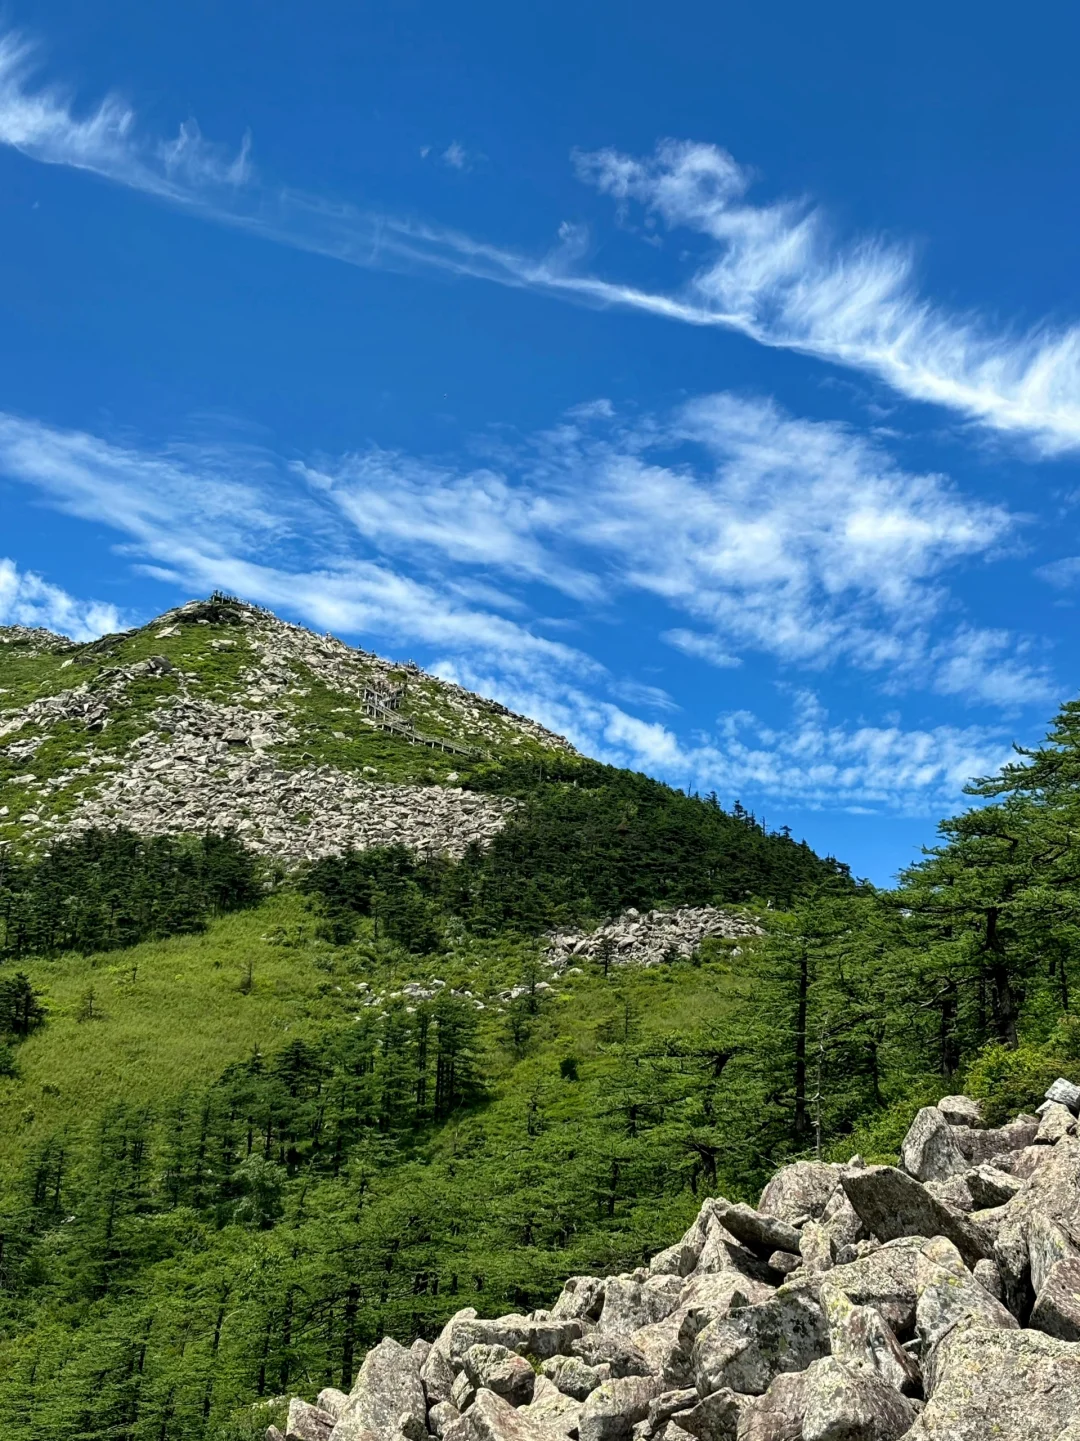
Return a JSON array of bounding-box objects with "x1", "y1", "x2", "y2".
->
[{"x1": 0, "y1": 593, "x2": 574, "y2": 858}]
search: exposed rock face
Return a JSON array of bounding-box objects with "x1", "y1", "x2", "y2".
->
[
  {"x1": 543, "y1": 908, "x2": 760, "y2": 972},
  {"x1": 2, "y1": 596, "x2": 573, "y2": 860},
  {"x1": 273, "y1": 1079, "x2": 1080, "y2": 1441}
]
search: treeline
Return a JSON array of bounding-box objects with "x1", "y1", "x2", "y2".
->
[
  {"x1": 304, "y1": 767, "x2": 848, "y2": 947},
  {"x1": 0, "y1": 829, "x2": 262, "y2": 960}
]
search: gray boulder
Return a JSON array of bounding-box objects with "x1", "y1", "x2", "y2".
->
[
  {"x1": 936, "y1": 1095, "x2": 982, "y2": 1128},
  {"x1": 1035, "y1": 1100, "x2": 1076, "y2": 1144},
  {"x1": 758, "y1": 1162, "x2": 841, "y2": 1223},
  {"x1": 905, "y1": 1325, "x2": 1080, "y2": 1438},
  {"x1": 452, "y1": 1372, "x2": 478, "y2": 1414},
  {"x1": 579, "y1": 1375, "x2": 664, "y2": 1441},
  {"x1": 540, "y1": 1354, "x2": 609, "y2": 1400},
  {"x1": 1029, "y1": 1255, "x2": 1080, "y2": 1341},
  {"x1": 840, "y1": 1166, "x2": 990, "y2": 1268},
  {"x1": 971, "y1": 1258, "x2": 1004, "y2": 1301},
  {"x1": 694, "y1": 1215, "x2": 775, "y2": 1282},
  {"x1": 923, "y1": 1175, "x2": 973, "y2": 1212},
  {"x1": 1045, "y1": 1076, "x2": 1080, "y2": 1112},
  {"x1": 668, "y1": 1388, "x2": 746, "y2": 1441},
  {"x1": 551, "y1": 1277, "x2": 606, "y2": 1322},
  {"x1": 430, "y1": 1402, "x2": 462, "y2": 1438},
  {"x1": 799, "y1": 1222, "x2": 834, "y2": 1276},
  {"x1": 691, "y1": 1284, "x2": 828, "y2": 1397},
  {"x1": 449, "y1": 1388, "x2": 568, "y2": 1441},
  {"x1": 573, "y1": 1333, "x2": 653, "y2": 1378},
  {"x1": 422, "y1": 1347, "x2": 457, "y2": 1407},
  {"x1": 519, "y1": 1376, "x2": 581, "y2": 1438},
  {"x1": 900, "y1": 1107, "x2": 968, "y2": 1183},
  {"x1": 463, "y1": 1345, "x2": 536, "y2": 1407},
  {"x1": 286, "y1": 1399, "x2": 336, "y2": 1441},
  {"x1": 819, "y1": 1283, "x2": 920, "y2": 1396},
  {"x1": 645, "y1": 1388, "x2": 699, "y2": 1433},
  {"x1": 823, "y1": 1236, "x2": 927, "y2": 1334},
  {"x1": 951, "y1": 1114, "x2": 1039, "y2": 1166},
  {"x1": 649, "y1": 1242, "x2": 698, "y2": 1278},
  {"x1": 914, "y1": 1237, "x2": 1016, "y2": 1362},
  {"x1": 737, "y1": 1372, "x2": 806, "y2": 1441},
  {"x1": 317, "y1": 1390, "x2": 348, "y2": 1420},
  {"x1": 710, "y1": 1202, "x2": 801, "y2": 1258},
  {"x1": 600, "y1": 1276, "x2": 683, "y2": 1334},
  {"x1": 816, "y1": 1190, "x2": 865, "y2": 1253},
  {"x1": 336, "y1": 1337, "x2": 427, "y2": 1441},
  {"x1": 964, "y1": 1164, "x2": 1021, "y2": 1209},
  {"x1": 800, "y1": 1357, "x2": 914, "y2": 1441}
]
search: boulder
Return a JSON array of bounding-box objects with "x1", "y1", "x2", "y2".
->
[
  {"x1": 667, "y1": 1388, "x2": 746, "y2": 1440},
  {"x1": 964, "y1": 1164, "x2": 1021, "y2": 1209},
  {"x1": 840, "y1": 1166, "x2": 990, "y2": 1268},
  {"x1": 317, "y1": 1390, "x2": 348, "y2": 1420},
  {"x1": 691, "y1": 1284, "x2": 828, "y2": 1397},
  {"x1": 1029, "y1": 1255, "x2": 1080, "y2": 1341},
  {"x1": 922, "y1": 1175, "x2": 972, "y2": 1212},
  {"x1": 422, "y1": 1347, "x2": 457, "y2": 1407},
  {"x1": 579, "y1": 1375, "x2": 664, "y2": 1441},
  {"x1": 540, "y1": 1354, "x2": 609, "y2": 1400},
  {"x1": 816, "y1": 1191, "x2": 864, "y2": 1253},
  {"x1": 551, "y1": 1277, "x2": 606, "y2": 1323},
  {"x1": 900, "y1": 1108, "x2": 967, "y2": 1183},
  {"x1": 600, "y1": 1277, "x2": 683, "y2": 1334},
  {"x1": 450, "y1": 1388, "x2": 568, "y2": 1441},
  {"x1": 336, "y1": 1337, "x2": 427, "y2": 1441},
  {"x1": 951, "y1": 1114, "x2": 1039, "y2": 1166},
  {"x1": 709, "y1": 1202, "x2": 801, "y2": 1258},
  {"x1": 737, "y1": 1372, "x2": 806, "y2": 1441},
  {"x1": 799, "y1": 1223, "x2": 834, "y2": 1276},
  {"x1": 693, "y1": 1215, "x2": 775, "y2": 1282},
  {"x1": 645, "y1": 1388, "x2": 699, "y2": 1433},
  {"x1": 519, "y1": 1376, "x2": 581, "y2": 1438},
  {"x1": 800, "y1": 1357, "x2": 914, "y2": 1440},
  {"x1": 268, "y1": 1428, "x2": 286, "y2": 1441},
  {"x1": 758, "y1": 1162, "x2": 841, "y2": 1223},
  {"x1": 818, "y1": 1283, "x2": 920, "y2": 1396},
  {"x1": 1027, "y1": 1210, "x2": 1080, "y2": 1294},
  {"x1": 936, "y1": 1095, "x2": 982, "y2": 1128},
  {"x1": 972, "y1": 1258, "x2": 1004, "y2": 1301},
  {"x1": 412, "y1": 1339, "x2": 433, "y2": 1367},
  {"x1": 823, "y1": 1236, "x2": 927, "y2": 1335},
  {"x1": 430, "y1": 1403, "x2": 462, "y2": 1438},
  {"x1": 452, "y1": 1372, "x2": 478, "y2": 1414},
  {"x1": 1035, "y1": 1100, "x2": 1076, "y2": 1144},
  {"x1": 572, "y1": 1333, "x2": 653, "y2": 1378},
  {"x1": 904, "y1": 1325, "x2": 1080, "y2": 1438},
  {"x1": 649, "y1": 1242, "x2": 698, "y2": 1278},
  {"x1": 463, "y1": 1345, "x2": 535, "y2": 1407},
  {"x1": 286, "y1": 1399, "x2": 336, "y2": 1441},
  {"x1": 1045, "y1": 1076, "x2": 1080, "y2": 1112},
  {"x1": 914, "y1": 1237, "x2": 1016, "y2": 1362},
  {"x1": 767, "y1": 1251, "x2": 801, "y2": 1277}
]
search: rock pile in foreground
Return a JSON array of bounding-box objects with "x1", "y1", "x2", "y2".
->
[{"x1": 270, "y1": 1080, "x2": 1080, "y2": 1441}]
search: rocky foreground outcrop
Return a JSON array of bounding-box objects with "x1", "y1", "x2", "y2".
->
[{"x1": 270, "y1": 1080, "x2": 1080, "y2": 1441}]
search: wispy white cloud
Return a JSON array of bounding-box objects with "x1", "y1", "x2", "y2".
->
[
  {"x1": 306, "y1": 392, "x2": 1041, "y2": 703},
  {"x1": 1036, "y1": 556, "x2": 1080, "y2": 589},
  {"x1": 0, "y1": 556, "x2": 122, "y2": 639},
  {"x1": 0, "y1": 404, "x2": 1031, "y2": 813},
  {"x1": 433, "y1": 659, "x2": 1012, "y2": 814},
  {"x1": 4, "y1": 37, "x2": 1080, "y2": 451},
  {"x1": 0, "y1": 394, "x2": 1046, "y2": 709}
]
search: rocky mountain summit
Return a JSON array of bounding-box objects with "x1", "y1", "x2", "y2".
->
[
  {"x1": 270, "y1": 1080, "x2": 1080, "y2": 1441},
  {"x1": 0, "y1": 595, "x2": 574, "y2": 858}
]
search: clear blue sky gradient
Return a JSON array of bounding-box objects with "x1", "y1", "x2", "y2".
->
[{"x1": 2, "y1": 1, "x2": 1079, "y2": 883}]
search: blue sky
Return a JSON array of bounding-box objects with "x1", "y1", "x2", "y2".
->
[{"x1": 1, "y1": 2, "x2": 1080, "y2": 883}]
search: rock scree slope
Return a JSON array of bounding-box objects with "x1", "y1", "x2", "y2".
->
[
  {"x1": 0, "y1": 594, "x2": 572, "y2": 861},
  {"x1": 270, "y1": 1079, "x2": 1080, "y2": 1441}
]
